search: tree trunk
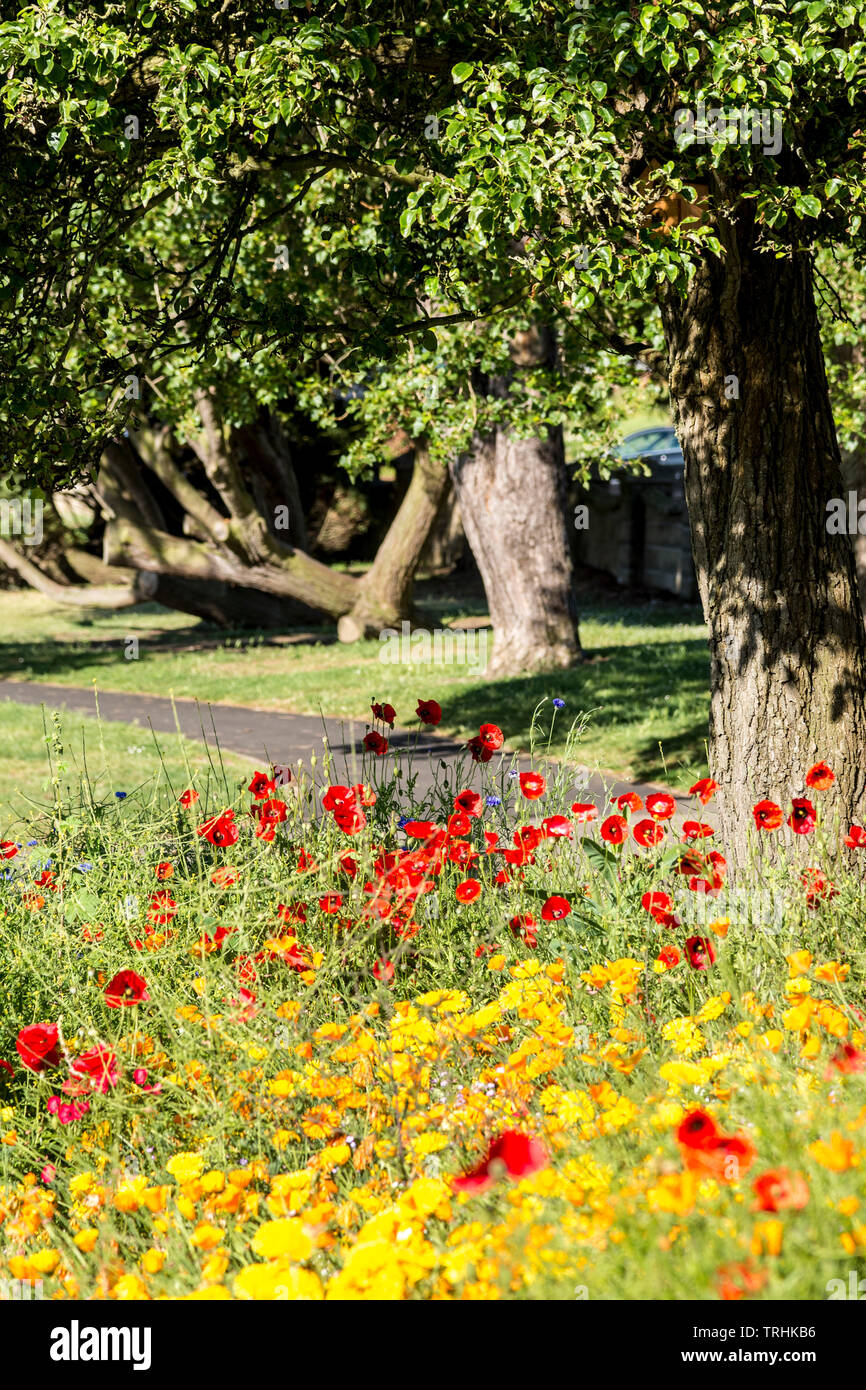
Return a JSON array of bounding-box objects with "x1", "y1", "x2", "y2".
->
[
  {"x1": 450, "y1": 327, "x2": 583, "y2": 678},
  {"x1": 420, "y1": 477, "x2": 466, "y2": 572},
  {"x1": 840, "y1": 450, "x2": 866, "y2": 616},
  {"x1": 337, "y1": 442, "x2": 449, "y2": 641},
  {"x1": 659, "y1": 216, "x2": 866, "y2": 863}
]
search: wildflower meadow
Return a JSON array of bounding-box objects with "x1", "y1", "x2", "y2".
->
[{"x1": 1, "y1": 698, "x2": 864, "y2": 1317}]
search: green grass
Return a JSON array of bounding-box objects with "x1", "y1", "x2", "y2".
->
[
  {"x1": 0, "y1": 700, "x2": 253, "y2": 834},
  {"x1": 0, "y1": 587, "x2": 710, "y2": 787}
]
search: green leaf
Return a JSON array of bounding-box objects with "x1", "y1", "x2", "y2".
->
[
  {"x1": 795, "y1": 193, "x2": 822, "y2": 218},
  {"x1": 451, "y1": 62, "x2": 474, "y2": 83}
]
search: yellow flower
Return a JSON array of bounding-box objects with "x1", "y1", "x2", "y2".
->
[
  {"x1": 201, "y1": 1250, "x2": 229, "y2": 1282},
  {"x1": 73, "y1": 1228, "x2": 99, "y2": 1253},
  {"x1": 646, "y1": 1171, "x2": 697, "y2": 1215},
  {"x1": 786, "y1": 950, "x2": 812, "y2": 977},
  {"x1": 252, "y1": 1218, "x2": 314, "y2": 1261},
  {"x1": 234, "y1": 1263, "x2": 323, "y2": 1300},
  {"x1": 166, "y1": 1152, "x2": 204, "y2": 1184},
  {"x1": 751, "y1": 1220, "x2": 784, "y2": 1257},
  {"x1": 141, "y1": 1248, "x2": 166, "y2": 1274},
  {"x1": 29, "y1": 1248, "x2": 61, "y2": 1274},
  {"x1": 190, "y1": 1223, "x2": 224, "y2": 1250},
  {"x1": 113, "y1": 1274, "x2": 149, "y2": 1300},
  {"x1": 696, "y1": 993, "x2": 731, "y2": 1023},
  {"x1": 815, "y1": 961, "x2": 848, "y2": 983},
  {"x1": 487, "y1": 955, "x2": 506, "y2": 972},
  {"x1": 808, "y1": 1132, "x2": 857, "y2": 1172}
]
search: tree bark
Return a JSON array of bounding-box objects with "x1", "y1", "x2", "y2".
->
[
  {"x1": 450, "y1": 327, "x2": 583, "y2": 678},
  {"x1": 659, "y1": 216, "x2": 866, "y2": 863},
  {"x1": 337, "y1": 441, "x2": 449, "y2": 641}
]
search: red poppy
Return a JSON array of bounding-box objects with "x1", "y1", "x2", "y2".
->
[
  {"x1": 826, "y1": 1043, "x2": 866, "y2": 1076},
  {"x1": 677, "y1": 1109, "x2": 719, "y2": 1150},
  {"x1": 684, "y1": 934, "x2": 715, "y2": 970},
  {"x1": 373, "y1": 958, "x2": 395, "y2": 983},
  {"x1": 541, "y1": 895, "x2": 571, "y2": 921},
  {"x1": 656, "y1": 945, "x2": 680, "y2": 969},
  {"x1": 255, "y1": 817, "x2": 277, "y2": 842},
  {"x1": 352, "y1": 783, "x2": 377, "y2": 808},
  {"x1": 571, "y1": 802, "x2": 598, "y2": 822},
  {"x1": 322, "y1": 785, "x2": 355, "y2": 814},
  {"x1": 477, "y1": 723, "x2": 504, "y2": 752},
  {"x1": 484, "y1": 830, "x2": 499, "y2": 852},
  {"x1": 335, "y1": 805, "x2": 366, "y2": 834},
  {"x1": 104, "y1": 970, "x2": 149, "y2": 1008},
  {"x1": 752, "y1": 1169, "x2": 809, "y2": 1212},
  {"x1": 248, "y1": 770, "x2": 276, "y2": 799},
  {"x1": 404, "y1": 819, "x2": 437, "y2": 839},
  {"x1": 258, "y1": 798, "x2": 288, "y2": 824},
  {"x1": 801, "y1": 866, "x2": 837, "y2": 908},
  {"x1": 197, "y1": 809, "x2": 239, "y2": 848},
  {"x1": 0, "y1": 841, "x2": 18, "y2": 859},
  {"x1": 318, "y1": 893, "x2": 344, "y2": 914},
  {"x1": 509, "y1": 913, "x2": 538, "y2": 947},
  {"x1": 454, "y1": 789, "x2": 482, "y2": 818},
  {"x1": 541, "y1": 815, "x2": 572, "y2": 838},
  {"x1": 645, "y1": 792, "x2": 676, "y2": 820},
  {"x1": 147, "y1": 890, "x2": 177, "y2": 925},
  {"x1": 633, "y1": 818, "x2": 665, "y2": 847},
  {"x1": 448, "y1": 811, "x2": 472, "y2": 837},
  {"x1": 452, "y1": 1131, "x2": 548, "y2": 1193},
  {"x1": 16, "y1": 1023, "x2": 60, "y2": 1072},
  {"x1": 178, "y1": 789, "x2": 199, "y2": 807},
  {"x1": 752, "y1": 799, "x2": 783, "y2": 831},
  {"x1": 466, "y1": 735, "x2": 494, "y2": 763},
  {"x1": 65, "y1": 1046, "x2": 118, "y2": 1095},
  {"x1": 845, "y1": 824, "x2": 866, "y2": 848},
  {"x1": 416, "y1": 699, "x2": 442, "y2": 726},
  {"x1": 363, "y1": 730, "x2": 389, "y2": 756},
  {"x1": 682, "y1": 821, "x2": 714, "y2": 839},
  {"x1": 519, "y1": 771, "x2": 546, "y2": 800},
  {"x1": 641, "y1": 891, "x2": 673, "y2": 916},
  {"x1": 684, "y1": 1133, "x2": 756, "y2": 1182},
  {"x1": 805, "y1": 761, "x2": 834, "y2": 790},
  {"x1": 689, "y1": 777, "x2": 718, "y2": 805},
  {"x1": 600, "y1": 814, "x2": 628, "y2": 845},
  {"x1": 155, "y1": 861, "x2": 173, "y2": 881},
  {"x1": 371, "y1": 702, "x2": 396, "y2": 726},
  {"x1": 615, "y1": 792, "x2": 643, "y2": 814},
  {"x1": 716, "y1": 1262, "x2": 767, "y2": 1301},
  {"x1": 788, "y1": 798, "x2": 817, "y2": 835},
  {"x1": 297, "y1": 849, "x2": 318, "y2": 872},
  {"x1": 276, "y1": 902, "x2": 306, "y2": 925},
  {"x1": 455, "y1": 878, "x2": 481, "y2": 903}
]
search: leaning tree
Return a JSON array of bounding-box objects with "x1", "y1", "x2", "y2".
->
[{"x1": 3, "y1": 1, "x2": 866, "y2": 855}]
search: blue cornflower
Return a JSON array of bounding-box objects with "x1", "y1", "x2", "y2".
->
[
  {"x1": 76, "y1": 862, "x2": 93, "y2": 873},
  {"x1": 552, "y1": 697, "x2": 565, "y2": 709},
  {"x1": 485, "y1": 795, "x2": 501, "y2": 808},
  {"x1": 115, "y1": 791, "x2": 127, "y2": 800},
  {"x1": 397, "y1": 816, "x2": 410, "y2": 830},
  {"x1": 508, "y1": 769, "x2": 519, "y2": 779},
  {"x1": 26, "y1": 839, "x2": 37, "y2": 847}
]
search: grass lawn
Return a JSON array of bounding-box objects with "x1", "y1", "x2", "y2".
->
[
  {"x1": 0, "y1": 580, "x2": 710, "y2": 788},
  {"x1": 0, "y1": 700, "x2": 253, "y2": 833}
]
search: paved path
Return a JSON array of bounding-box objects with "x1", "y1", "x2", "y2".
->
[{"x1": 0, "y1": 680, "x2": 698, "y2": 816}]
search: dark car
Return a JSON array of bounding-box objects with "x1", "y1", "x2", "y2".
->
[{"x1": 615, "y1": 426, "x2": 683, "y2": 467}]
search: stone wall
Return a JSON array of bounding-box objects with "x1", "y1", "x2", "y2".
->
[{"x1": 571, "y1": 463, "x2": 698, "y2": 600}]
